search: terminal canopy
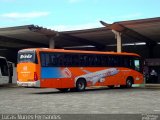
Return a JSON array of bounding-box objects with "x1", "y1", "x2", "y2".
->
[{"x1": 0, "y1": 17, "x2": 159, "y2": 57}]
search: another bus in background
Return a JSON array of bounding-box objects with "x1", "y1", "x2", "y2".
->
[
  {"x1": 17, "y1": 48, "x2": 144, "y2": 92},
  {"x1": 0, "y1": 56, "x2": 10, "y2": 85}
]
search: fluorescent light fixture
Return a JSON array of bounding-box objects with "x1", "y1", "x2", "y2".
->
[
  {"x1": 107, "y1": 42, "x2": 146, "y2": 47},
  {"x1": 64, "y1": 45, "x2": 95, "y2": 49}
]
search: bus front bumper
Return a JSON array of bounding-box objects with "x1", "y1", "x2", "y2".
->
[{"x1": 17, "y1": 80, "x2": 40, "y2": 87}]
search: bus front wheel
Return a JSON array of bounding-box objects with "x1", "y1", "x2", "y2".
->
[
  {"x1": 126, "y1": 77, "x2": 133, "y2": 88},
  {"x1": 76, "y1": 79, "x2": 86, "y2": 92}
]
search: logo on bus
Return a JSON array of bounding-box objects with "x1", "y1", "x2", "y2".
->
[
  {"x1": 62, "y1": 68, "x2": 72, "y2": 78},
  {"x1": 20, "y1": 54, "x2": 32, "y2": 59},
  {"x1": 23, "y1": 66, "x2": 28, "y2": 71}
]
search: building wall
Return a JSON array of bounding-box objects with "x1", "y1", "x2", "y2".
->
[
  {"x1": 153, "y1": 44, "x2": 160, "y2": 58},
  {"x1": 0, "y1": 49, "x2": 18, "y2": 63}
]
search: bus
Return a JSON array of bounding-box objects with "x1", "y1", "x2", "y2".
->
[
  {"x1": 0, "y1": 56, "x2": 10, "y2": 85},
  {"x1": 17, "y1": 48, "x2": 144, "y2": 92}
]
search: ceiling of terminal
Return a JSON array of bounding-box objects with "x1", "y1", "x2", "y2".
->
[{"x1": 0, "y1": 17, "x2": 159, "y2": 51}]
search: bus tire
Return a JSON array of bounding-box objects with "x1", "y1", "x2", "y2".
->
[
  {"x1": 76, "y1": 78, "x2": 86, "y2": 92},
  {"x1": 58, "y1": 88, "x2": 70, "y2": 92},
  {"x1": 126, "y1": 77, "x2": 133, "y2": 88}
]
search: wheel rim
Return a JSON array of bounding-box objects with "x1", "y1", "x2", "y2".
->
[
  {"x1": 127, "y1": 79, "x2": 132, "y2": 87},
  {"x1": 78, "y1": 82, "x2": 85, "y2": 90}
]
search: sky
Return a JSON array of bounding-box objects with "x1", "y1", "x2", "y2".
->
[{"x1": 0, "y1": 0, "x2": 159, "y2": 31}]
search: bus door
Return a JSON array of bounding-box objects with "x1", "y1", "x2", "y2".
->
[{"x1": 132, "y1": 58, "x2": 143, "y2": 84}]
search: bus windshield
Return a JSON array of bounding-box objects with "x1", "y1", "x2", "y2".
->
[{"x1": 18, "y1": 51, "x2": 37, "y2": 63}]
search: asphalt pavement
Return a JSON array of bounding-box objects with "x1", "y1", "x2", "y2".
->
[{"x1": 0, "y1": 86, "x2": 160, "y2": 114}]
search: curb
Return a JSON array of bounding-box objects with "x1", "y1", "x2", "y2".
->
[{"x1": 145, "y1": 84, "x2": 160, "y2": 89}]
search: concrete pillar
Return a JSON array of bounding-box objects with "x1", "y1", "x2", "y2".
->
[
  {"x1": 49, "y1": 37, "x2": 55, "y2": 49},
  {"x1": 112, "y1": 30, "x2": 122, "y2": 52}
]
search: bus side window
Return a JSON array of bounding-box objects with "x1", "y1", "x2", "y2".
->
[
  {"x1": 50, "y1": 53, "x2": 59, "y2": 66},
  {"x1": 58, "y1": 54, "x2": 64, "y2": 66},
  {"x1": 79, "y1": 55, "x2": 84, "y2": 67},
  {"x1": 40, "y1": 53, "x2": 46, "y2": 67},
  {"x1": 108, "y1": 56, "x2": 115, "y2": 67},
  {"x1": 63, "y1": 54, "x2": 72, "y2": 67},
  {"x1": 117, "y1": 56, "x2": 124, "y2": 67},
  {"x1": 123, "y1": 57, "x2": 133, "y2": 68},
  {"x1": 0, "y1": 59, "x2": 9, "y2": 76},
  {"x1": 72, "y1": 54, "x2": 79, "y2": 67},
  {"x1": 93, "y1": 55, "x2": 98, "y2": 66}
]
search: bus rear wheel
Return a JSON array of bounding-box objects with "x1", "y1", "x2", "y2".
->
[{"x1": 76, "y1": 79, "x2": 86, "y2": 92}]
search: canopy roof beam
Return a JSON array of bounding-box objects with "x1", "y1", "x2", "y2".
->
[
  {"x1": 109, "y1": 23, "x2": 157, "y2": 45},
  {"x1": 55, "y1": 33, "x2": 107, "y2": 51}
]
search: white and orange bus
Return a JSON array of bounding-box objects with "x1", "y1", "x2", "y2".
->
[{"x1": 17, "y1": 48, "x2": 144, "y2": 92}]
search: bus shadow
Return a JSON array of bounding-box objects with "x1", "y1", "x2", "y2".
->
[
  {"x1": 0, "y1": 84, "x2": 15, "y2": 89},
  {"x1": 30, "y1": 87, "x2": 135, "y2": 95},
  {"x1": 0, "y1": 85, "x2": 6, "y2": 88}
]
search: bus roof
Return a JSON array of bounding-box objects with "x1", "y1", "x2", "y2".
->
[{"x1": 19, "y1": 48, "x2": 140, "y2": 57}]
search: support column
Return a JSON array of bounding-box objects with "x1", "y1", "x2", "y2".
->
[
  {"x1": 49, "y1": 37, "x2": 55, "y2": 49},
  {"x1": 112, "y1": 30, "x2": 122, "y2": 52}
]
